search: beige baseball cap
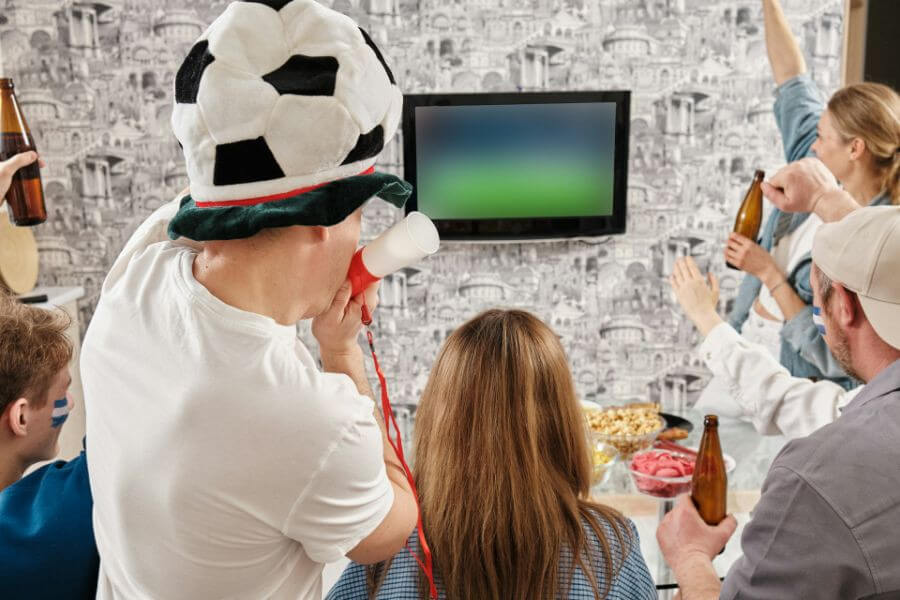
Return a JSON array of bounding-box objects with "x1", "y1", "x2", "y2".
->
[{"x1": 812, "y1": 205, "x2": 900, "y2": 349}]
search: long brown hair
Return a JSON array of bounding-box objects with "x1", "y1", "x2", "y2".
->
[
  {"x1": 827, "y1": 82, "x2": 900, "y2": 204},
  {"x1": 370, "y1": 309, "x2": 632, "y2": 599}
]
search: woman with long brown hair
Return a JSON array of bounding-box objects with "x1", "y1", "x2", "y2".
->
[{"x1": 327, "y1": 309, "x2": 656, "y2": 599}]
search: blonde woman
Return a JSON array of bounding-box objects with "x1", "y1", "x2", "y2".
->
[
  {"x1": 328, "y1": 310, "x2": 656, "y2": 599},
  {"x1": 708, "y1": 0, "x2": 900, "y2": 415}
]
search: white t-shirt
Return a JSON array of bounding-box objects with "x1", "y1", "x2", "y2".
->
[
  {"x1": 81, "y1": 199, "x2": 393, "y2": 600},
  {"x1": 755, "y1": 213, "x2": 822, "y2": 320}
]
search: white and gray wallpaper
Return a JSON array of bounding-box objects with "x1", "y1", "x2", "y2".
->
[{"x1": 1, "y1": 0, "x2": 844, "y2": 443}]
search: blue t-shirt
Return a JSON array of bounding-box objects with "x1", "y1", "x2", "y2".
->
[{"x1": 0, "y1": 451, "x2": 98, "y2": 600}]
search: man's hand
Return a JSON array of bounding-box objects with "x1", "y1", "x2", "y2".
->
[
  {"x1": 312, "y1": 280, "x2": 380, "y2": 356},
  {"x1": 761, "y1": 157, "x2": 839, "y2": 215},
  {"x1": 0, "y1": 151, "x2": 44, "y2": 204},
  {"x1": 657, "y1": 494, "x2": 738, "y2": 574},
  {"x1": 725, "y1": 233, "x2": 779, "y2": 281},
  {"x1": 669, "y1": 257, "x2": 723, "y2": 336}
]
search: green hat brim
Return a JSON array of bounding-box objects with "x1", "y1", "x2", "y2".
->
[{"x1": 167, "y1": 171, "x2": 413, "y2": 241}]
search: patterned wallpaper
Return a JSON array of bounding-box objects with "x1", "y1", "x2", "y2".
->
[{"x1": 0, "y1": 0, "x2": 844, "y2": 444}]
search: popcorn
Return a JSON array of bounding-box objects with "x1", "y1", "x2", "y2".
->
[
  {"x1": 585, "y1": 406, "x2": 663, "y2": 435},
  {"x1": 584, "y1": 406, "x2": 664, "y2": 456}
]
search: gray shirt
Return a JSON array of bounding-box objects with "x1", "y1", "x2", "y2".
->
[{"x1": 721, "y1": 359, "x2": 900, "y2": 600}]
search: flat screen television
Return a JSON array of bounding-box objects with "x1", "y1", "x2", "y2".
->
[{"x1": 402, "y1": 91, "x2": 630, "y2": 241}]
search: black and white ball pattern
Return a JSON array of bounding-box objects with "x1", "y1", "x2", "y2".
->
[{"x1": 171, "y1": 0, "x2": 401, "y2": 202}]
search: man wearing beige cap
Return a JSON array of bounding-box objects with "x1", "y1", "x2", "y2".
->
[
  {"x1": 669, "y1": 158, "x2": 896, "y2": 439},
  {"x1": 657, "y1": 164, "x2": 900, "y2": 598}
]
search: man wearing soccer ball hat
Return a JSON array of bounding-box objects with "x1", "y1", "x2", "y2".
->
[{"x1": 81, "y1": 1, "x2": 418, "y2": 598}]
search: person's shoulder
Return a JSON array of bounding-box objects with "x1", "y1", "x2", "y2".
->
[
  {"x1": 0, "y1": 453, "x2": 98, "y2": 600},
  {"x1": 102, "y1": 239, "x2": 187, "y2": 299},
  {"x1": 775, "y1": 73, "x2": 817, "y2": 94},
  {"x1": 1, "y1": 453, "x2": 90, "y2": 502},
  {"x1": 267, "y1": 344, "x2": 376, "y2": 431},
  {"x1": 774, "y1": 73, "x2": 824, "y2": 107},
  {"x1": 770, "y1": 391, "x2": 900, "y2": 514},
  {"x1": 327, "y1": 531, "x2": 423, "y2": 600},
  {"x1": 581, "y1": 507, "x2": 636, "y2": 546},
  {"x1": 572, "y1": 510, "x2": 655, "y2": 599},
  {"x1": 0, "y1": 453, "x2": 93, "y2": 541},
  {"x1": 578, "y1": 509, "x2": 642, "y2": 572},
  {"x1": 770, "y1": 415, "x2": 844, "y2": 477},
  {"x1": 775, "y1": 383, "x2": 900, "y2": 468},
  {"x1": 127, "y1": 240, "x2": 188, "y2": 275}
]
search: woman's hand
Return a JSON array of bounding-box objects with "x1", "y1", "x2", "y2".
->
[
  {"x1": 0, "y1": 151, "x2": 44, "y2": 205},
  {"x1": 669, "y1": 257, "x2": 723, "y2": 337},
  {"x1": 724, "y1": 233, "x2": 779, "y2": 281},
  {"x1": 312, "y1": 280, "x2": 379, "y2": 357}
]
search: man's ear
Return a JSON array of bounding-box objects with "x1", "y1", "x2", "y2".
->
[
  {"x1": 3, "y1": 399, "x2": 30, "y2": 437},
  {"x1": 312, "y1": 225, "x2": 329, "y2": 242},
  {"x1": 832, "y1": 284, "x2": 861, "y2": 328}
]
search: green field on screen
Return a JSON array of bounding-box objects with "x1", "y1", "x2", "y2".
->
[{"x1": 419, "y1": 159, "x2": 613, "y2": 219}]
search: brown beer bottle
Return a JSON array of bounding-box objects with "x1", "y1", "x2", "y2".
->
[
  {"x1": 0, "y1": 78, "x2": 46, "y2": 226},
  {"x1": 727, "y1": 169, "x2": 764, "y2": 270},
  {"x1": 691, "y1": 414, "x2": 727, "y2": 525}
]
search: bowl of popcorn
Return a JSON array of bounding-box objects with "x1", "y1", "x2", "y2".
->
[
  {"x1": 590, "y1": 439, "x2": 619, "y2": 488},
  {"x1": 584, "y1": 405, "x2": 665, "y2": 458}
]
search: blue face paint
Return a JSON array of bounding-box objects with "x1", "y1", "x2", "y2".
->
[
  {"x1": 812, "y1": 306, "x2": 826, "y2": 335},
  {"x1": 51, "y1": 397, "x2": 69, "y2": 428}
]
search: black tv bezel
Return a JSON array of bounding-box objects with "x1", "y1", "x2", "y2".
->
[{"x1": 402, "y1": 90, "x2": 630, "y2": 241}]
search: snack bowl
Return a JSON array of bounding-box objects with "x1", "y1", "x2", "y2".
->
[
  {"x1": 590, "y1": 439, "x2": 619, "y2": 488},
  {"x1": 628, "y1": 448, "x2": 736, "y2": 499},
  {"x1": 584, "y1": 405, "x2": 665, "y2": 458}
]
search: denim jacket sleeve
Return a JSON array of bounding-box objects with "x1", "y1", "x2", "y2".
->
[
  {"x1": 727, "y1": 272, "x2": 759, "y2": 333},
  {"x1": 779, "y1": 256, "x2": 852, "y2": 380},
  {"x1": 773, "y1": 73, "x2": 825, "y2": 162}
]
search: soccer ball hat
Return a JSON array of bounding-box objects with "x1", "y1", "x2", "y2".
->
[{"x1": 167, "y1": 0, "x2": 411, "y2": 241}]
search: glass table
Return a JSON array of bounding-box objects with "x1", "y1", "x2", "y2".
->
[{"x1": 590, "y1": 408, "x2": 789, "y2": 597}]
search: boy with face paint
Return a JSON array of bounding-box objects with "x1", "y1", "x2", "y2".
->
[
  {"x1": 0, "y1": 291, "x2": 99, "y2": 599},
  {"x1": 0, "y1": 150, "x2": 64, "y2": 483}
]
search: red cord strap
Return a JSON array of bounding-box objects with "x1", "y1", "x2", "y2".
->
[{"x1": 361, "y1": 304, "x2": 437, "y2": 599}]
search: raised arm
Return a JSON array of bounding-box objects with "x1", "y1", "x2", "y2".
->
[
  {"x1": 762, "y1": 0, "x2": 807, "y2": 85},
  {"x1": 670, "y1": 256, "x2": 857, "y2": 439},
  {"x1": 763, "y1": 158, "x2": 861, "y2": 223}
]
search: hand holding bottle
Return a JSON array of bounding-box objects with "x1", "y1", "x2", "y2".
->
[
  {"x1": 724, "y1": 232, "x2": 778, "y2": 279},
  {"x1": 727, "y1": 170, "x2": 764, "y2": 270},
  {"x1": 0, "y1": 151, "x2": 43, "y2": 208},
  {"x1": 657, "y1": 494, "x2": 737, "y2": 571},
  {"x1": 2, "y1": 78, "x2": 47, "y2": 225}
]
